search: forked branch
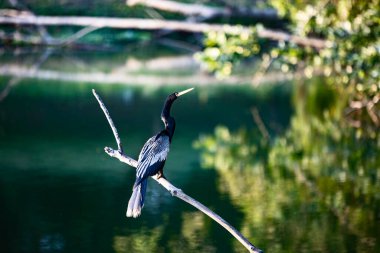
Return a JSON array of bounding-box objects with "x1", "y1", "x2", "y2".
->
[{"x1": 92, "y1": 89, "x2": 262, "y2": 253}]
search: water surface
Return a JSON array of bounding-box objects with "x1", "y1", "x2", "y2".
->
[{"x1": 0, "y1": 48, "x2": 378, "y2": 253}]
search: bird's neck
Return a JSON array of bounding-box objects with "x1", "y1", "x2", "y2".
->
[
  {"x1": 163, "y1": 117, "x2": 175, "y2": 142},
  {"x1": 161, "y1": 94, "x2": 176, "y2": 119},
  {"x1": 161, "y1": 94, "x2": 177, "y2": 142}
]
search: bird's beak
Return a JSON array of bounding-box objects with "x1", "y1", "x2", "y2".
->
[{"x1": 176, "y1": 87, "x2": 194, "y2": 97}]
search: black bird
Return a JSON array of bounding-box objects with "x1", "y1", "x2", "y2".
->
[{"x1": 126, "y1": 88, "x2": 194, "y2": 218}]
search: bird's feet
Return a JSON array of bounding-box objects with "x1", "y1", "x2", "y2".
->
[{"x1": 156, "y1": 170, "x2": 166, "y2": 179}]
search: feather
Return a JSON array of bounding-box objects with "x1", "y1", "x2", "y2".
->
[
  {"x1": 126, "y1": 179, "x2": 148, "y2": 218},
  {"x1": 126, "y1": 132, "x2": 170, "y2": 218},
  {"x1": 136, "y1": 134, "x2": 169, "y2": 181}
]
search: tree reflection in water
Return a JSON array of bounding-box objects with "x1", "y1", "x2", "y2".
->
[{"x1": 194, "y1": 77, "x2": 380, "y2": 253}]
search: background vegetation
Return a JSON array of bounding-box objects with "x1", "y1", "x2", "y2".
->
[{"x1": 0, "y1": 0, "x2": 379, "y2": 252}]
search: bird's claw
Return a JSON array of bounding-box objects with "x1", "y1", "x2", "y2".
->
[{"x1": 156, "y1": 173, "x2": 166, "y2": 180}]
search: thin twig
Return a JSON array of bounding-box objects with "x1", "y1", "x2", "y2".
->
[
  {"x1": 92, "y1": 89, "x2": 123, "y2": 153},
  {"x1": 59, "y1": 26, "x2": 100, "y2": 46},
  {"x1": 251, "y1": 107, "x2": 270, "y2": 141},
  {"x1": 0, "y1": 77, "x2": 20, "y2": 102},
  {"x1": 92, "y1": 89, "x2": 262, "y2": 253}
]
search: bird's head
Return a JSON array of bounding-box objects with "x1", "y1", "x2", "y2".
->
[
  {"x1": 174, "y1": 87, "x2": 194, "y2": 98},
  {"x1": 163, "y1": 87, "x2": 194, "y2": 110},
  {"x1": 166, "y1": 87, "x2": 194, "y2": 102}
]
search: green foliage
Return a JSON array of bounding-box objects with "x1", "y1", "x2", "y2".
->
[
  {"x1": 274, "y1": 0, "x2": 380, "y2": 99},
  {"x1": 195, "y1": 27, "x2": 260, "y2": 78},
  {"x1": 197, "y1": 0, "x2": 380, "y2": 100}
]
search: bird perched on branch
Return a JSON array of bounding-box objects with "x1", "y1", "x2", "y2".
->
[{"x1": 126, "y1": 88, "x2": 194, "y2": 218}]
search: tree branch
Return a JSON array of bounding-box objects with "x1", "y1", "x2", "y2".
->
[
  {"x1": 251, "y1": 107, "x2": 270, "y2": 141},
  {"x1": 92, "y1": 89, "x2": 263, "y2": 253},
  {"x1": 0, "y1": 14, "x2": 327, "y2": 49},
  {"x1": 128, "y1": 0, "x2": 221, "y2": 18},
  {"x1": 0, "y1": 8, "x2": 99, "y2": 46},
  {"x1": 0, "y1": 14, "x2": 225, "y2": 32},
  {"x1": 127, "y1": 0, "x2": 279, "y2": 20},
  {"x1": 58, "y1": 26, "x2": 100, "y2": 46},
  {"x1": 92, "y1": 89, "x2": 123, "y2": 153}
]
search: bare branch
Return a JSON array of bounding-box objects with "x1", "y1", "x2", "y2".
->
[
  {"x1": 127, "y1": 0, "x2": 279, "y2": 20},
  {"x1": 1, "y1": 5, "x2": 98, "y2": 46},
  {"x1": 128, "y1": 0, "x2": 221, "y2": 18},
  {"x1": 0, "y1": 14, "x2": 223, "y2": 31},
  {"x1": 251, "y1": 107, "x2": 270, "y2": 141},
  {"x1": 59, "y1": 26, "x2": 100, "y2": 46},
  {"x1": 104, "y1": 146, "x2": 138, "y2": 167},
  {"x1": 0, "y1": 14, "x2": 328, "y2": 49},
  {"x1": 92, "y1": 89, "x2": 124, "y2": 153},
  {"x1": 92, "y1": 90, "x2": 263, "y2": 253}
]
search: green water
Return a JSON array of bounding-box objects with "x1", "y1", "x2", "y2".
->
[{"x1": 0, "y1": 49, "x2": 379, "y2": 253}]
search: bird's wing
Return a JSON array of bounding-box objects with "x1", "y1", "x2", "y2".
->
[
  {"x1": 137, "y1": 135, "x2": 156, "y2": 162},
  {"x1": 135, "y1": 134, "x2": 170, "y2": 185}
]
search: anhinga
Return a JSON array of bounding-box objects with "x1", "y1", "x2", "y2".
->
[{"x1": 126, "y1": 88, "x2": 194, "y2": 218}]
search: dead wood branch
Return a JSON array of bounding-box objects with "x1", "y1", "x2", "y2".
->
[
  {"x1": 127, "y1": 0, "x2": 279, "y2": 20},
  {"x1": 0, "y1": 8, "x2": 99, "y2": 46},
  {"x1": 0, "y1": 14, "x2": 328, "y2": 48},
  {"x1": 92, "y1": 89, "x2": 263, "y2": 253},
  {"x1": 0, "y1": 14, "x2": 227, "y2": 32}
]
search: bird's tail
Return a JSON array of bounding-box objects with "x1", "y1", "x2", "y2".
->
[{"x1": 126, "y1": 179, "x2": 148, "y2": 218}]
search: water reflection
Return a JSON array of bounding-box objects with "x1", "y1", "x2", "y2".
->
[
  {"x1": 39, "y1": 233, "x2": 65, "y2": 253},
  {"x1": 0, "y1": 47, "x2": 295, "y2": 92},
  {"x1": 195, "y1": 78, "x2": 380, "y2": 253}
]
